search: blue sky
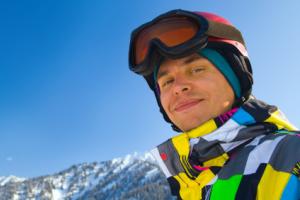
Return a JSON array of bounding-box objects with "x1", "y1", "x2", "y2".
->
[{"x1": 1, "y1": 0, "x2": 300, "y2": 178}]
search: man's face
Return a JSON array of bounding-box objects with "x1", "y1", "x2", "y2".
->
[{"x1": 157, "y1": 53, "x2": 235, "y2": 131}]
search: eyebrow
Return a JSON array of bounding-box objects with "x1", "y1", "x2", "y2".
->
[
  {"x1": 157, "y1": 70, "x2": 168, "y2": 80},
  {"x1": 157, "y1": 54, "x2": 203, "y2": 80},
  {"x1": 183, "y1": 54, "x2": 202, "y2": 65}
]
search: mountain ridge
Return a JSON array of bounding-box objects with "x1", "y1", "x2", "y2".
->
[{"x1": 0, "y1": 152, "x2": 173, "y2": 200}]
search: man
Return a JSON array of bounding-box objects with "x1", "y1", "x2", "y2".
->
[{"x1": 128, "y1": 9, "x2": 300, "y2": 199}]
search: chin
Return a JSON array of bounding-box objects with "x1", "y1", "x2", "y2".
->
[{"x1": 176, "y1": 116, "x2": 210, "y2": 132}]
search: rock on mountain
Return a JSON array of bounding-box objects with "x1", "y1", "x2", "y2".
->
[{"x1": 0, "y1": 152, "x2": 173, "y2": 200}]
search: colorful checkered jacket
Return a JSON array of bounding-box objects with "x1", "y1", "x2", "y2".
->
[{"x1": 151, "y1": 98, "x2": 300, "y2": 199}]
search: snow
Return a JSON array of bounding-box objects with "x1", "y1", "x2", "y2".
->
[
  {"x1": 101, "y1": 181, "x2": 116, "y2": 192},
  {"x1": 53, "y1": 189, "x2": 64, "y2": 200},
  {"x1": 0, "y1": 175, "x2": 26, "y2": 186},
  {"x1": 145, "y1": 168, "x2": 159, "y2": 179},
  {"x1": 141, "y1": 152, "x2": 156, "y2": 162},
  {"x1": 12, "y1": 194, "x2": 19, "y2": 200},
  {"x1": 0, "y1": 151, "x2": 162, "y2": 199},
  {"x1": 112, "y1": 151, "x2": 156, "y2": 174},
  {"x1": 113, "y1": 154, "x2": 135, "y2": 173},
  {"x1": 111, "y1": 157, "x2": 122, "y2": 165},
  {"x1": 69, "y1": 164, "x2": 109, "y2": 200}
]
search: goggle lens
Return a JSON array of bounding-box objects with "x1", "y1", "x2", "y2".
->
[{"x1": 134, "y1": 16, "x2": 200, "y2": 65}]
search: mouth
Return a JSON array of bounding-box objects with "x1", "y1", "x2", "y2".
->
[{"x1": 173, "y1": 99, "x2": 204, "y2": 112}]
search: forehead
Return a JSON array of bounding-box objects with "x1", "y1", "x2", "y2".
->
[{"x1": 157, "y1": 53, "x2": 208, "y2": 77}]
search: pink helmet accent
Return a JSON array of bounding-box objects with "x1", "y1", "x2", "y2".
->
[
  {"x1": 208, "y1": 37, "x2": 249, "y2": 57},
  {"x1": 194, "y1": 12, "x2": 233, "y2": 25},
  {"x1": 194, "y1": 11, "x2": 249, "y2": 57}
]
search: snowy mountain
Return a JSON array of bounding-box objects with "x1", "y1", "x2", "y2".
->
[{"x1": 0, "y1": 152, "x2": 173, "y2": 200}]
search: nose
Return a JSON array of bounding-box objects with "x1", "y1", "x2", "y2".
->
[{"x1": 173, "y1": 77, "x2": 191, "y2": 95}]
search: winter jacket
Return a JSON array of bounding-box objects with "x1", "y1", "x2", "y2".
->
[{"x1": 151, "y1": 98, "x2": 300, "y2": 199}]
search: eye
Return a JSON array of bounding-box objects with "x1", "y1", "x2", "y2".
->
[
  {"x1": 191, "y1": 66, "x2": 204, "y2": 74},
  {"x1": 161, "y1": 78, "x2": 174, "y2": 88}
]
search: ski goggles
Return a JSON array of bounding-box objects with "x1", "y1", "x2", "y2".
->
[{"x1": 129, "y1": 9, "x2": 246, "y2": 76}]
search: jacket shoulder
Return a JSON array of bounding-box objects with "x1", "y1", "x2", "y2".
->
[{"x1": 266, "y1": 131, "x2": 300, "y2": 175}]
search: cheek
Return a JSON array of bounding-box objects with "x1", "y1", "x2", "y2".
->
[
  {"x1": 212, "y1": 79, "x2": 235, "y2": 107},
  {"x1": 195, "y1": 78, "x2": 231, "y2": 104},
  {"x1": 159, "y1": 93, "x2": 170, "y2": 114},
  {"x1": 193, "y1": 79, "x2": 215, "y2": 95}
]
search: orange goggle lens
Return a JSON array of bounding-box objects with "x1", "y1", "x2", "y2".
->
[{"x1": 134, "y1": 16, "x2": 200, "y2": 65}]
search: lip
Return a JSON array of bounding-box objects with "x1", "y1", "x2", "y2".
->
[{"x1": 173, "y1": 99, "x2": 203, "y2": 112}]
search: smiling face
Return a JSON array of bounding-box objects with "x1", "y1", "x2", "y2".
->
[{"x1": 157, "y1": 53, "x2": 235, "y2": 131}]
